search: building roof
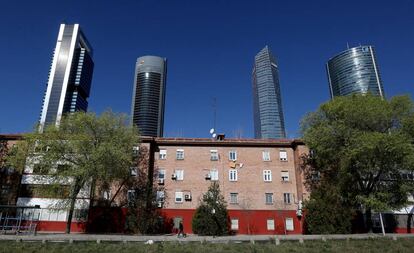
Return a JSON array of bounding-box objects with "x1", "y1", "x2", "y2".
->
[{"x1": 141, "y1": 136, "x2": 304, "y2": 148}]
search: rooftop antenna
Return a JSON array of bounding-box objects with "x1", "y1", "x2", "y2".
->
[
  {"x1": 212, "y1": 97, "x2": 217, "y2": 130},
  {"x1": 346, "y1": 42, "x2": 350, "y2": 49}
]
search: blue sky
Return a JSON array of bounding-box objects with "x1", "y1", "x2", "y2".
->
[{"x1": 0, "y1": 0, "x2": 413, "y2": 138}]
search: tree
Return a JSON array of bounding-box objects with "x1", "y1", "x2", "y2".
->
[
  {"x1": 301, "y1": 94, "x2": 414, "y2": 232},
  {"x1": 192, "y1": 182, "x2": 229, "y2": 236},
  {"x1": 124, "y1": 145, "x2": 166, "y2": 234},
  {"x1": 7, "y1": 111, "x2": 139, "y2": 233},
  {"x1": 304, "y1": 183, "x2": 353, "y2": 234}
]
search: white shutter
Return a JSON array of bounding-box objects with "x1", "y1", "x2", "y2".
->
[{"x1": 285, "y1": 218, "x2": 294, "y2": 231}]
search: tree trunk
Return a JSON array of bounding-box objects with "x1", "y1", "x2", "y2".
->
[
  {"x1": 365, "y1": 208, "x2": 373, "y2": 233},
  {"x1": 65, "y1": 180, "x2": 82, "y2": 234}
]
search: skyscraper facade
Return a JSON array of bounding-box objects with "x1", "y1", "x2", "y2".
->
[
  {"x1": 326, "y1": 45, "x2": 384, "y2": 98},
  {"x1": 39, "y1": 24, "x2": 94, "y2": 130},
  {"x1": 252, "y1": 46, "x2": 286, "y2": 139},
  {"x1": 131, "y1": 56, "x2": 167, "y2": 137}
]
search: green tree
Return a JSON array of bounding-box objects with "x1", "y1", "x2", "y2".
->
[
  {"x1": 7, "y1": 111, "x2": 139, "y2": 233},
  {"x1": 124, "y1": 146, "x2": 166, "y2": 234},
  {"x1": 301, "y1": 94, "x2": 414, "y2": 232},
  {"x1": 192, "y1": 182, "x2": 229, "y2": 236},
  {"x1": 304, "y1": 184, "x2": 353, "y2": 234}
]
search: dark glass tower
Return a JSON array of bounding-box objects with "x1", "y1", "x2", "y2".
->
[
  {"x1": 39, "y1": 24, "x2": 94, "y2": 131},
  {"x1": 252, "y1": 46, "x2": 286, "y2": 139},
  {"x1": 327, "y1": 45, "x2": 384, "y2": 98},
  {"x1": 131, "y1": 56, "x2": 167, "y2": 137}
]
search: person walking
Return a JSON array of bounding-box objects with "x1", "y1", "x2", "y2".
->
[{"x1": 178, "y1": 221, "x2": 185, "y2": 238}]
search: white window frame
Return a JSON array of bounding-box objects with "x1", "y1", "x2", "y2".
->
[
  {"x1": 102, "y1": 190, "x2": 110, "y2": 200},
  {"x1": 158, "y1": 169, "x2": 166, "y2": 179},
  {"x1": 280, "y1": 150, "x2": 288, "y2": 161},
  {"x1": 175, "y1": 191, "x2": 184, "y2": 203},
  {"x1": 210, "y1": 169, "x2": 219, "y2": 181},
  {"x1": 284, "y1": 193, "x2": 293, "y2": 204},
  {"x1": 229, "y1": 150, "x2": 237, "y2": 161},
  {"x1": 231, "y1": 218, "x2": 239, "y2": 230},
  {"x1": 210, "y1": 150, "x2": 219, "y2": 161},
  {"x1": 132, "y1": 146, "x2": 139, "y2": 156},
  {"x1": 281, "y1": 171, "x2": 289, "y2": 182},
  {"x1": 156, "y1": 191, "x2": 165, "y2": 202},
  {"x1": 130, "y1": 167, "x2": 137, "y2": 176},
  {"x1": 262, "y1": 151, "x2": 271, "y2": 161},
  {"x1": 263, "y1": 170, "x2": 272, "y2": 182},
  {"x1": 229, "y1": 169, "x2": 238, "y2": 181},
  {"x1": 159, "y1": 149, "x2": 167, "y2": 160},
  {"x1": 265, "y1": 193, "x2": 273, "y2": 204},
  {"x1": 230, "y1": 193, "x2": 238, "y2": 204},
  {"x1": 267, "y1": 219, "x2": 275, "y2": 230},
  {"x1": 175, "y1": 169, "x2": 184, "y2": 180},
  {"x1": 285, "y1": 218, "x2": 294, "y2": 231},
  {"x1": 176, "y1": 149, "x2": 184, "y2": 160}
]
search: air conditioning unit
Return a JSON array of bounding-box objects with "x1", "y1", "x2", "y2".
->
[
  {"x1": 158, "y1": 178, "x2": 165, "y2": 185},
  {"x1": 171, "y1": 173, "x2": 177, "y2": 180},
  {"x1": 205, "y1": 173, "x2": 211, "y2": 180},
  {"x1": 157, "y1": 201, "x2": 163, "y2": 208},
  {"x1": 184, "y1": 194, "x2": 192, "y2": 201}
]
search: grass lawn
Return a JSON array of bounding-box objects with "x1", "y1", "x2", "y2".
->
[{"x1": 1, "y1": 238, "x2": 414, "y2": 253}]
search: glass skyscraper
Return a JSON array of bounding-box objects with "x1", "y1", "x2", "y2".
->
[
  {"x1": 326, "y1": 45, "x2": 384, "y2": 98},
  {"x1": 131, "y1": 56, "x2": 167, "y2": 137},
  {"x1": 252, "y1": 46, "x2": 286, "y2": 139},
  {"x1": 39, "y1": 24, "x2": 94, "y2": 131}
]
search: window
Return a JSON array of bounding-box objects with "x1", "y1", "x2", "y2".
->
[
  {"x1": 262, "y1": 151, "x2": 270, "y2": 161},
  {"x1": 263, "y1": 170, "x2": 272, "y2": 182},
  {"x1": 156, "y1": 191, "x2": 165, "y2": 202},
  {"x1": 230, "y1": 193, "x2": 238, "y2": 204},
  {"x1": 265, "y1": 193, "x2": 273, "y2": 204},
  {"x1": 102, "y1": 190, "x2": 110, "y2": 200},
  {"x1": 159, "y1": 149, "x2": 167, "y2": 160},
  {"x1": 284, "y1": 193, "x2": 293, "y2": 204},
  {"x1": 176, "y1": 149, "x2": 184, "y2": 160},
  {"x1": 267, "y1": 219, "x2": 275, "y2": 230},
  {"x1": 280, "y1": 150, "x2": 287, "y2": 161},
  {"x1": 130, "y1": 167, "x2": 138, "y2": 176},
  {"x1": 174, "y1": 169, "x2": 184, "y2": 180},
  {"x1": 158, "y1": 169, "x2": 166, "y2": 179},
  {"x1": 127, "y1": 190, "x2": 135, "y2": 205},
  {"x1": 285, "y1": 218, "x2": 294, "y2": 231},
  {"x1": 132, "y1": 146, "x2": 139, "y2": 156},
  {"x1": 229, "y1": 169, "x2": 238, "y2": 181},
  {"x1": 229, "y1": 150, "x2": 237, "y2": 161},
  {"x1": 231, "y1": 218, "x2": 239, "y2": 230},
  {"x1": 175, "y1": 191, "x2": 184, "y2": 203},
  {"x1": 210, "y1": 150, "x2": 219, "y2": 161},
  {"x1": 281, "y1": 171, "x2": 289, "y2": 181},
  {"x1": 210, "y1": 169, "x2": 219, "y2": 181}
]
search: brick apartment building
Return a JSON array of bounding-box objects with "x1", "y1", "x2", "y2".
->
[{"x1": 146, "y1": 136, "x2": 309, "y2": 235}]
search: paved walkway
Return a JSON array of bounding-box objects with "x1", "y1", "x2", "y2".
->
[{"x1": 1, "y1": 233, "x2": 414, "y2": 243}]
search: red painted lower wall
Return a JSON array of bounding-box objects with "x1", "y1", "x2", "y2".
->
[
  {"x1": 35, "y1": 221, "x2": 86, "y2": 233},
  {"x1": 161, "y1": 209, "x2": 303, "y2": 235},
  {"x1": 395, "y1": 227, "x2": 414, "y2": 234}
]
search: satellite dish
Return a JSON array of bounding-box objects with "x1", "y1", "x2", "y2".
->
[
  {"x1": 212, "y1": 133, "x2": 217, "y2": 138},
  {"x1": 210, "y1": 128, "x2": 215, "y2": 134}
]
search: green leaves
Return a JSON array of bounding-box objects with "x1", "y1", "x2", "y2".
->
[
  {"x1": 7, "y1": 110, "x2": 140, "y2": 233},
  {"x1": 301, "y1": 94, "x2": 414, "y2": 232},
  {"x1": 192, "y1": 182, "x2": 229, "y2": 236}
]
